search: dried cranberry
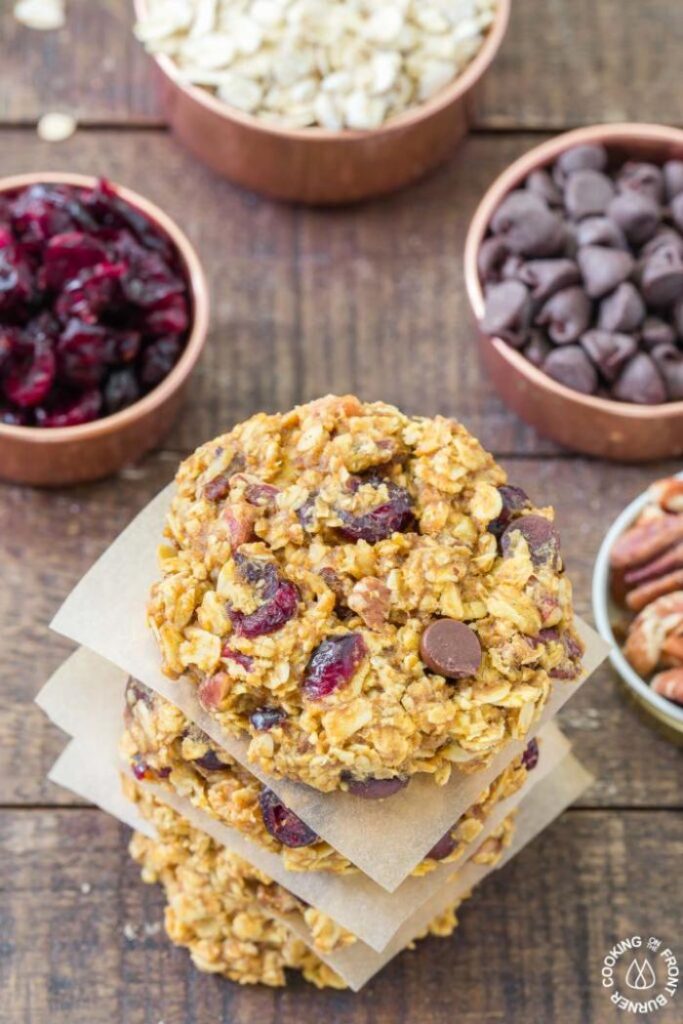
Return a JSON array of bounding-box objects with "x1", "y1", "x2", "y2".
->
[
  {"x1": 55, "y1": 262, "x2": 125, "y2": 323},
  {"x1": 259, "y1": 788, "x2": 318, "y2": 848},
  {"x1": 229, "y1": 579, "x2": 299, "y2": 639},
  {"x1": 0, "y1": 404, "x2": 30, "y2": 426},
  {"x1": 338, "y1": 479, "x2": 415, "y2": 543},
  {"x1": 125, "y1": 678, "x2": 154, "y2": 709},
  {"x1": 345, "y1": 776, "x2": 409, "y2": 799},
  {"x1": 0, "y1": 242, "x2": 34, "y2": 313},
  {"x1": 139, "y1": 335, "x2": 182, "y2": 387},
  {"x1": 104, "y1": 368, "x2": 140, "y2": 414},
  {"x1": 42, "y1": 232, "x2": 108, "y2": 290},
  {"x1": 488, "y1": 485, "x2": 531, "y2": 538},
  {"x1": 193, "y1": 748, "x2": 231, "y2": 772},
  {"x1": 3, "y1": 335, "x2": 56, "y2": 408},
  {"x1": 131, "y1": 755, "x2": 149, "y2": 781},
  {"x1": 244, "y1": 482, "x2": 279, "y2": 506},
  {"x1": 221, "y1": 646, "x2": 254, "y2": 672},
  {"x1": 35, "y1": 387, "x2": 101, "y2": 427},
  {"x1": 250, "y1": 707, "x2": 287, "y2": 731},
  {"x1": 144, "y1": 295, "x2": 189, "y2": 336},
  {"x1": 426, "y1": 828, "x2": 457, "y2": 861},
  {"x1": 302, "y1": 633, "x2": 367, "y2": 699},
  {"x1": 521, "y1": 738, "x2": 539, "y2": 771},
  {"x1": 57, "y1": 320, "x2": 109, "y2": 387}
]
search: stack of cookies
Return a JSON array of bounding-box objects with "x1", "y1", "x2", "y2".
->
[{"x1": 40, "y1": 395, "x2": 602, "y2": 990}]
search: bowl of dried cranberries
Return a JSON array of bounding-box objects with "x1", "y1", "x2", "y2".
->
[{"x1": 0, "y1": 172, "x2": 209, "y2": 485}]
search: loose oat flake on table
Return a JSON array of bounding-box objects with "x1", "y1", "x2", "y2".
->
[
  {"x1": 121, "y1": 677, "x2": 532, "y2": 874},
  {"x1": 148, "y1": 395, "x2": 583, "y2": 793},
  {"x1": 127, "y1": 783, "x2": 493, "y2": 987},
  {"x1": 13, "y1": 0, "x2": 66, "y2": 31},
  {"x1": 134, "y1": 0, "x2": 497, "y2": 129}
]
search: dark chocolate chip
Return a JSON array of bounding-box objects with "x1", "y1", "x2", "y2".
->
[
  {"x1": 650, "y1": 343, "x2": 683, "y2": 400},
  {"x1": 501, "y1": 254, "x2": 526, "y2": 280},
  {"x1": 523, "y1": 329, "x2": 553, "y2": 367},
  {"x1": 674, "y1": 296, "x2": 683, "y2": 336},
  {"x1": 517, "y1": 258, "x2": 580, "y2": 303},
  {"x1": 480, "y1": 280, "x2": 531, "y2": 346},
  {"x1": 641, "y1": 316, "x2": 676, "y2": 350},
  {"x1": 487, "y1": 484, "x2": 531, "y2": 538},
  {"x1": 500, "y1": 514, "x2": 561, "y2": 567},
  {"x1": 553, "y1": 144, "x2": 607, "y2": 186},
  {"x1": 579, "y1": 329, "x2": 637, "y2": 382},
  {"x1": 576, "y1": 216, "x2": 628, "y2": 250},
  {"x1": 345, "y1": 776, "x2": 410, "y2": 799},
  {"x1": 577, "y1": 245, "x2": 634, "y2": 299},
  {"x1": 611, "y1": 352, "x2": 667, "y2": 404},
  {"x1": 525, "y1": 168, "x2": 563, "y2": 207},
  {"x1": 640, "y1": 227, "x2": 683, "y2": 260},
  {"x1": 598, "y1": 282, "x2": 646, "y2": 332},
  {"x1": 535, "y1": 286, "x2": 592, "y2": 344},
  {"x1": 663, "y1": 160, "x2": 683, "y2": 202},
  {"x1": 564, "y1": 169, "x2": 614, "y2": 220},
  {"x1": 543, "y1": 345, "x2": 598, "y2": 394},
  {"x1": 616, "y1": 162, "x2": 664, "y2": 202},
  {"x1": 670, "y1": 193, "x2": 683, "y2": 233},
  {"x1": 640, "y1": 244, "x2": 683, "y2": 307},
  {"x1": 477, "y1": 236, "x2": 509, "y2": 283},
  {"x1": 608, "y1": 191, "x2": 661, "y2": 245},
  {"x1": 426, "y1": 828, "x2": 457, "y2": 861},
  {"x1": 490, "y1": 191, "x2": 564, "y2": 257},
  {"x1": 419, "y1": 619, "x2": 482, "y2": 680}
]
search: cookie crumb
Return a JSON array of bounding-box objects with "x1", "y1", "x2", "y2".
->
[
  {"x1": 80, "y1": 882, "x2": 91, "y2": 894},
  {"x1": 123, "y1": 922, "x2": 138, "y2": 941}
]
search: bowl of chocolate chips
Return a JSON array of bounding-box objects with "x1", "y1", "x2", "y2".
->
[
  {"x1": 464, "y1": 123, "x2": 683, "y2": 462},
  {"x1": 0, "y1": 173, "x2": 209, "y2": 485}
]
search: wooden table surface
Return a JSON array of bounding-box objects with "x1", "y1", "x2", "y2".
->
[{"x1": 1, "y1": 3, "x2": 682, "y2": 1023}]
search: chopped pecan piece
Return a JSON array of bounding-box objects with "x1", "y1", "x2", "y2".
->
[{"x1": 347, "y1": 577, "x2": 391, "y2": 630}]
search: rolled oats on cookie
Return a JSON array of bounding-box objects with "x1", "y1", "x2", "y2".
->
[
  {"x1": 148, "y1": 395, "x2": 583, "y2": 792},
  {"x1": 121, "y1": 678, "x2": 532, "y2": 875}
]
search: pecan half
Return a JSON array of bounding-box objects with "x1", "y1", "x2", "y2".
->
[
  {"x1": 651, "y1": 667, "x2": 683, "y2": 705},
  {"x1": 623, "y1": 591, "x2": 683, "y2": 676},
  {"x1": 650, "y1": 477, "x2": 683, "y2": 514},
  {"x1": 610, "y1": 515, "x2": 683, "y2": 571},
  {"x1": 624, "y1": 539, "x2": 683, "y2": 587},
  {"x1": 626, "y1": 568, "x2": 683, "y2": 612}
]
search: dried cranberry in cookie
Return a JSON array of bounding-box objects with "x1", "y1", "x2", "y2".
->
[
  {"x1": 259, "y1": 789, "x2": 318, "y2": 848},
  {"x1": 302, "y1": 634, "x2": 367, "y2": 700}
]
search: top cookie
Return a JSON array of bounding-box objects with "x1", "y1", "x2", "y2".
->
[{"x1": 149, "y1": 395, "x2": 582, "y2": 793}]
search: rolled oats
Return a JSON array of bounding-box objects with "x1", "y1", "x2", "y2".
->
[
  {"x1": 148, "y1": 396, "x2": 583, "y2": 793},
  {"x1": 134, "y1": 0, "x2": 498, "y2": 129},
  {"x1": 14, "y1": 0, "x2": 65, "y2": 31}
]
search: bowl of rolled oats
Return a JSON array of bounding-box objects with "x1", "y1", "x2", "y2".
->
[
  {"x1": 593, "y1": 472, "x2": 683, "y2": 737},
  {"x1": 133, "y1": 0, "x2": 510, "y2": 203}
]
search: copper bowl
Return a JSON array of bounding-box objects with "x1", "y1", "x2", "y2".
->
[
  {"x1": 464, "y1": 123, "x2": 683, "y2": 462},
  {"x1": 133, "y1": 0, "x2": 510, "y2": 205},
  {"x1": 0, "y1": 172, "x2": 209, "y2": 487}
]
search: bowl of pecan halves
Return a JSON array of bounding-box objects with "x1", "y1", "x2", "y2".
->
[{"x1": 593, "y1": 472, "x2": 683, "y2": 735}]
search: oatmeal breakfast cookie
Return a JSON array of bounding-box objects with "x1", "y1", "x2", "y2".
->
[
  {"x1": 127, "y1": 787, "x2": 484, "y2": 989},
  {"x1": 148, "y1": 395, "x2": 582, "y2": 792},
  {"x1": 122, "y1": 679, "x2": 533, "y2": 875}
]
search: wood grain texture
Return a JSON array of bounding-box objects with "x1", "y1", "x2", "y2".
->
[
  {"x1": 2, "y1": 808, "x2": 682, "y2": 1024},
  {"x1": 2, "y1": 453, "x2": 681, "y2": 809},
  {"x1": 2, "y1": 1, "x2": 683, "y2": 130}
]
